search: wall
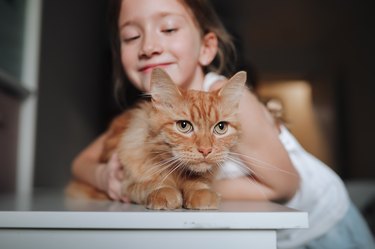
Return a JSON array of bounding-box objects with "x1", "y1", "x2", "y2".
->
[
  {"x1": 214, "y1": 0, "x2": 375, "y2": 179},
  {"x1": 33, "y1": 0, "x2": 113, "y2": 188}
]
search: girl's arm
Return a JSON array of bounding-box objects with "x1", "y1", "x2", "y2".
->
[
  {"x1": 212, "y1": 176, "x2": 282, "y2": 201},
  {"x1": 72, "y1": 133, "x2": 107, "y2": 190},
  {"x1": 71, "y1": 132, "x2": 126, "y2": 201},
  {"x1": 212, "y1": 85, "x2": 300, "y2": 203},
  {"x1": 236, "y1": 89, "x2": 299, "y2": 202}
]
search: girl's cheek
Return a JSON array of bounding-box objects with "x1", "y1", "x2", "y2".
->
[{"x1": 121, "y1": 48, "x2": 134, "y2": 70}]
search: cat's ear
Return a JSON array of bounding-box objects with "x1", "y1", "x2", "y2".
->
[
  {"x1": 150, "y1": 68, "x2": 182, "y2": 107},
  {"x1": 218, "y1": 71, "x2": 247, "y2": 105}
]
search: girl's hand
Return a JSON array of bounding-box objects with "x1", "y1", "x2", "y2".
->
[{"x1": 95, "y1": 153, "x2": 129, "y2": 202}]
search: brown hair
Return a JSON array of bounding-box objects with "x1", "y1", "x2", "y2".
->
[
  {"x1": 181, "y1": 0, "x2": 236, "y2": 75},
  {"x1": 108, "y1": 0, "x2": 237, "y2": 105}
]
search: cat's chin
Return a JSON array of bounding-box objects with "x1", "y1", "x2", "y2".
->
[{"x1": 188, "y1": 162, "x2": 215, "y2": 174}]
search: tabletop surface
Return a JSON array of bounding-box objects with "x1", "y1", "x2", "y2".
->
[{"x1": 0, "y1": 189, "x2": 308, "y2": 230}]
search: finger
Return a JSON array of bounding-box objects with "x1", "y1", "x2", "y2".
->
[
  {"x1": 108, "y1": 191, "x2": 120, "y2": 201},
  {"x1": 120, "y1": 196, "x2": 130, "y2": 203},
  {"x1": 108, "y1": 179, "x2": 123, "y2": 200},
  {"x1": 115, "y1": 169, "x2": 124, "y2": 180},
  {"x1": 108, "y1": 154, "x2": 119, "y2": 168},
  {"x1": 111, "y1": 152, "x2": 118, "y2": 161},
  {"x1": 108, "y1": 161, "x2": 122, "y2": 180}
]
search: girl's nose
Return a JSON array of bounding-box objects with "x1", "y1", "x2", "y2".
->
[{"x1": 139, "y1": 34, "x2": 163, "y2": 58}]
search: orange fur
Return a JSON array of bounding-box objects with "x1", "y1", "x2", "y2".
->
[
  {"x1": 67, "y1": 69, "x2": 246, "y2": 210},
  {"x1": 65, "y1": 180, "x2": 109, "y2": 200}
]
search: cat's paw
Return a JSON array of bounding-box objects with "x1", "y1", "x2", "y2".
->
[
  {"x1": 184, "y1": 189, "x2": 220, "y2": 210},
  {"x1": 146, "y1": 187, "x2": 183, "y2": 210}
]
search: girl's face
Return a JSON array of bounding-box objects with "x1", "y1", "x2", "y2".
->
[{"x1": 118, "y1": 0, "x2": 215, "y2": 91}]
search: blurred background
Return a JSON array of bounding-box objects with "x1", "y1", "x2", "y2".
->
[{"x1": 0, "y1": 0, "x2": 374, "y2": 231}]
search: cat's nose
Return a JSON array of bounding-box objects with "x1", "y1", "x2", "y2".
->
[{"x1": 198, "y1": 147, "x2": 212, "y2": 157}]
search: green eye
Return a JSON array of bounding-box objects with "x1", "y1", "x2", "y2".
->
[
  {"x1": 176, "y1": 120, "x2": 193, "y2": 133},
  {"x1": 214, "y1": 122, "x2": 228, "y2": 135}
]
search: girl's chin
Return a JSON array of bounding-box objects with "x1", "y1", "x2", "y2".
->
[
  {"x1": 141, "y1": 78, "x2": 151, "y2": 92},
  {"x1": 135, "y1": 67, "x2": 183, "y2": 91},
  {"x1": 128, "y1": 74, "x2": 150, "y2": 92}
]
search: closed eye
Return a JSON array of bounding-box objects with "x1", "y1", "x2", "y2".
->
[
  {"x1": 162, "y1": 28, "x2": 178, "y2": 34},
  {"x1": 123, "y1": 35, "x2": 140, "y2": 43}
]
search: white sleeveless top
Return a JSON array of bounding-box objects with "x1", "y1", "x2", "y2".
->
[{"x1": 203, "y1": 72, "x2": 350, "y2": 248}]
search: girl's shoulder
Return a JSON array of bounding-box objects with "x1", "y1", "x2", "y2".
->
[
  {"x1": 242, "y1": 88, "x2": 280, "y2": 129},
  {"x1": 202, "y1": 72, "x2": 227, "y2": 91}
]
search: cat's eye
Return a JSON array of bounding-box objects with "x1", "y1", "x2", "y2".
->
[
  {"x1": 214, "y1": 122, "x2": 228, "y2": 135},
  {"x1": 176, "y1": 120, "x2": 193, "y2": 133}
]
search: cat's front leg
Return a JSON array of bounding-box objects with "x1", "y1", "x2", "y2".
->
[
  {"x1": 124, "y1": 181, "x2": 183, "y2": 210},
  {"x1": 183, "y1": 188, "x2": 220, "y2": 210},
  {"x1": 146, "y1": 186, "x2": 183, "y2": 210}
]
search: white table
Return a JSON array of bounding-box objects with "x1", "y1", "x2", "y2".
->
[{"x1": 0, "y1": 190, "x2": 308, "y2": 249}]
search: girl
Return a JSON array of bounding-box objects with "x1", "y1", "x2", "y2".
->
[{"x1": 71, "y1": 0, "x2": 374, "y2": 248}]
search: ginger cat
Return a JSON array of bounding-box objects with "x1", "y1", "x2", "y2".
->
[{"x1": 67, "y1": 68, "x2": 246, "y2": 210}]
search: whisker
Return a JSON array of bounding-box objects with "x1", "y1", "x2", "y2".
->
[
  {"x1": 162, "y1": 161, "x2": 183, "y2": 182},
  {"x1": 225, "y1": 156, "x2": 255, "y2": 175},
  {"x1": 228, "y1": 151, "x2": 298, "y2": 177},
  {"x1": 121, "y1": 140, "x2": 162, "y2": 147},
  {"x1": 216, "y1": 159, "x2": 268, "y2": 200},
  {"x1": 141, "y1": 156, "x2": 179, "y2": 180},
  {"x1": 155, "y1": 159, "x2": 184, "y2": 191},
  {"x1": 246, "y1": 174, "x2": 268, "y2": 200},
  {"x1": 177, "y1": 161, "x2": 189, "y2": 181},
  {"x1": 207, "y1": 167, "x2": 216, "y2": 177},
  {"x1": 147, "y1": 151, "x2": 172, "y2": 162}
]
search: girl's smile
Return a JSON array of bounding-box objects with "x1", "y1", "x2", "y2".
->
[{"x1": 138, "y1": 62, "x2": 174, "y2": 73}]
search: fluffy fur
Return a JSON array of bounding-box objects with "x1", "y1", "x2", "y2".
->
[{"x1": 67, "y1": 69, "x2": 246, "y2": 210}]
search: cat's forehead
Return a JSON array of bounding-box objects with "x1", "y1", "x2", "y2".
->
[
  {"x1": 184, "y1": 90, "x2": 218, "y2": 108},
  {"x1": 185, "y1": 90, "x2": 215, "y2": 101},
  {"x1": 177, "y1": 90, "x2": 223, "y2": 121}
]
